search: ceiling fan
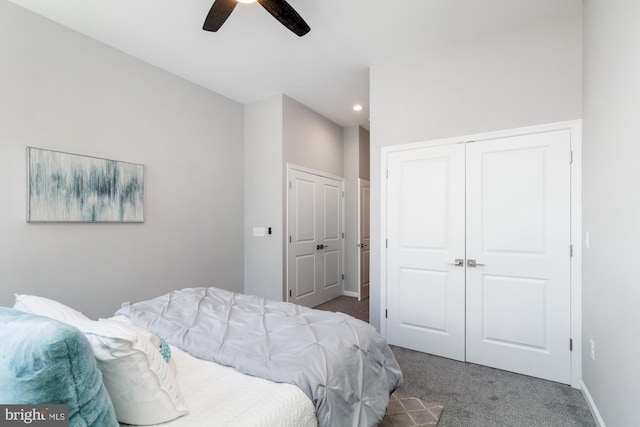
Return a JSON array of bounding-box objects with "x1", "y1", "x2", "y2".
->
[{"x1": 203, "y1": 0, "x2": 310, "y2": 37}]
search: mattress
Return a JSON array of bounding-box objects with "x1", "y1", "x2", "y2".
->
[{"x1": 122, "y1": 345, "x2": 318, "y2": 427}]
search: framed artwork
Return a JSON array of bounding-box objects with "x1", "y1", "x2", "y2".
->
[{"x1": 27, "y1": 147, "x2": 144, "y2": 223}]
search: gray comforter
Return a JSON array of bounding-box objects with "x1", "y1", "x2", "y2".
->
[{"x1": 116, "y1": 287, "x2": 402, "y2": 427}]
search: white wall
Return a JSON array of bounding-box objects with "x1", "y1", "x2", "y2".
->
[
  {"x1": 0, "y1": 1, "x2": 245, "y2": 318},
  {"x1": 244, "y1": 95, "x2": 284, "y2": 301},
  {"x1": 582, "y1": 1, "x2": 640, "y2": 426},
  {"x1": 369, "y1": 7, "x2": 583, "y2": 329}
]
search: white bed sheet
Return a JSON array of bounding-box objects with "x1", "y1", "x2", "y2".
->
[{"x1": 121, "y1": 345, "x2": 318, "y2": 427}]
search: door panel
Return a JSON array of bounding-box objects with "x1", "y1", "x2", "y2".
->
[
  {"x1": 387, "y1": 144, "x2": 466, "y2": 361},
  {"x1": 323, "y1": 250, "x2": 341, "y2": 289},
  {"x1": 481, "y1": 275, "x2": 547, "y2": 349},
  {"x1": 359, "y1": 180, "x2": 370, "y2": 300},
  {"x1": 466, "y1": 130, "x2": 571, "y2": 384},
  {"x1": 400, "y1": 157, "x2": 449, "y2": 249},
  {"x1": 295, "y1": 254, "x2": 316, "y2": 297},
  {"x1": 295, "y1": 179, "x2": 317, "y2": 242},
  {"x1": 399, "y1": 268, "x2": 448, "y2": 332},
  {"x1": 482, "y1": 149, "x2": 546, "y2": 253},
  {"x1": 321, "y1": 180, "x2": 342, "y2": 255}
]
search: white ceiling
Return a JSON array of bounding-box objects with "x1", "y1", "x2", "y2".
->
[{"x1": 9, "y1": 0, "x2": 581, "y2": 128}]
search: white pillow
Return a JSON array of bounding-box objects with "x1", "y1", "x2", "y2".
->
[
  {"x1": 13, "y1": 295, "x2": 188, "y2": 425},
  {"x1": 79, "y1": 318, "x2": 188, "y2": 425},
  {"x1": 105, "y1": 316, "x2": 178, "y2": 376},
  {"x1": 13, "y1": 294, "x2": 89, "y2": 322}
]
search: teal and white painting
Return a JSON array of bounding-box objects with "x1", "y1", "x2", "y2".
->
[{"x1": 27, "y1": 148, "x2": 144, "y2": 222}]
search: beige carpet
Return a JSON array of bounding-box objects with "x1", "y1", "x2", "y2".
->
[{"x1": 380, "y1": 391, "x2": 444, "y2": 427}]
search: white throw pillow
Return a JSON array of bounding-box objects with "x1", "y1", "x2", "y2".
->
[
  {"x1": 104, "y1": 316, "x2": 178, "y2": 375},
  {"x1": 13, "y1": 294, "x2": 89, "y2": 322},
  {"x1": 79, "y1": 318, "x2": 188, "y2": 425},
  {"x1": 13, "y1": 295, "x2": 188, "y2": 425}
]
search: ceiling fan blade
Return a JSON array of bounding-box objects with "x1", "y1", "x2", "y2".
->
[
  {"x1": 203, "y1": 0, "x2": 238, "y2": 32},
  {"x1": 257, "y1": 0, "x2": 310, "y2": 37}
]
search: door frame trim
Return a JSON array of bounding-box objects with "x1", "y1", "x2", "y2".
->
[
  {"x1": 285, "y1": 163, "x2": 345, "y2": 305},
  {"x1": 380, "y1": 120, "x2": 582, "y2": 388}
]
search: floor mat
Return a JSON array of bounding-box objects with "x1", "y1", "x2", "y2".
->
[{"x1": 380, "y1": 391, "x2": 444, "y2": 427}]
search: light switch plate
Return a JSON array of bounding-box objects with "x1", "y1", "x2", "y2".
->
[{"x1": 253, "y1": 227, "x2": 266, "y2": 237}]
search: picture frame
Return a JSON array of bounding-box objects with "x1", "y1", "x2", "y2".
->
[{"x1": 27, "y1": 147, "x2": 145, "y2": 223}]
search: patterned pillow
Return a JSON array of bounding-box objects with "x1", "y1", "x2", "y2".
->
[{"x1": 0, "y1": 308, "x2": 118, "y2": 427}]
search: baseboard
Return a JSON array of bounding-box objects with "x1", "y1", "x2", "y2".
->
[
  {"x1": 581, "y1": 380, "x2": 606, "y2": 427},
  {"x1": 342, "y1": 291, "x2": 358, "y2": 298}
]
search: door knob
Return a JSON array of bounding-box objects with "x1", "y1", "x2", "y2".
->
[
  {"x1": 447, "y1": 259, "x2": 464, "y2": 267},
  {"x1": 467, "y1": 259, "x2": 485, "y2": 268}
]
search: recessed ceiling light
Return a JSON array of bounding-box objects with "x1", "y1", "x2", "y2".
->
[{"x1": 353, "y1": 104, "x2": 363, "y2": 112}]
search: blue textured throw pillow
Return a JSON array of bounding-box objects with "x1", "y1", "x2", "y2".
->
[{"x1": 0, "y1": 308, "x2": 118, "y2": 427}]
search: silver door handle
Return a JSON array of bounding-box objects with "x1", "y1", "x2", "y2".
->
[
  {"x1": 447, "y1": 259, "x2": 464, "y2": 267},
  {"x1": 467, "y1": 259, "x2": 485, "y2": 268},
  {"x1": 356, "y1": 244, "x2": 369, "y2": 248}
]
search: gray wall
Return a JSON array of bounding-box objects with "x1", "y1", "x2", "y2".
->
[
  {"x1": 359, "y1": 127, "x2": 370, "y2": 181},
  {"x1": 582, "y1": 1, "x2": 640, "y2": 425},
  {"x1": 283, "y1": 96, "x2": 344, "y2": 177},
  {"x1": 344, "y1": 126, "x2": 370, "y2": 295},
  {"x1": 244, "y1": 95, "x2": 284, "y2": 301},
  {"x1": 0, "y1": 1, "x2": 245, "y2": 318},
  {"x1": 369, "y1": 7, "x2": 583, "y2": 329},
  {"x1": 343, "y1": 126, "x2": 360, "y2": 294}
]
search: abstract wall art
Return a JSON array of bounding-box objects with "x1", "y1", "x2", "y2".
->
[{"x1": 27, "y1": 147, "x2": 144, "y2": 222}]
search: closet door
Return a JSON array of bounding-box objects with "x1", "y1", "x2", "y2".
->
[
  {"x1": 386, "y1": 144, "x2": 466, "y2": 361},
  {"x1": 465, "y1": 130, "x2": 571, "y2": 383},
  {"x1": 288, "y1": 168, "x2": 344, "y2": 308}
]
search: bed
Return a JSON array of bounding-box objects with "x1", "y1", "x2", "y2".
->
[
  {"x1": 116, "y1": 287, "x2": 403, "y2": 427},
  {"x1": 7, "y1": 287, "x2": 402, "y2": 427}
]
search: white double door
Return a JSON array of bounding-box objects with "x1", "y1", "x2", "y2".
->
[
  {"x1": 386, "y1": 130, "x2": 571, "y2": 384},
  {"x1": 287, "y1": 167, "x2": 344, "y2": 308}
]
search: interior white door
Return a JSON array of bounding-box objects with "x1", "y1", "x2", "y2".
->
[
  {"x1": 318, "y1": 175, "x2": 343, "y2": 305},
  {"x1": 358, "y1": 179, "x2": 371, "y2": 301},
  {"x1": 386, "y1": 144, "x2": 466, "y2": 361},
  {"x1": 465, "y1": 131, "x2": 571, "y2": 383},
  {"x1": 288, "y1": 168, "x2": 344, "y2": 308}
]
